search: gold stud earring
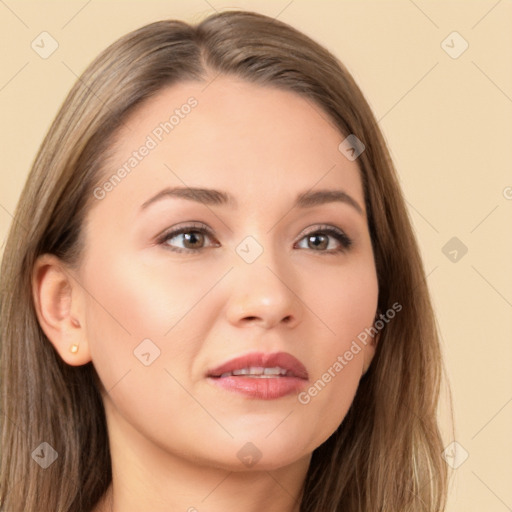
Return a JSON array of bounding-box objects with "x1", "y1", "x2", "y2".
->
[{"x1": 70, "y1": 343, "x2": 79, "y2": 354}]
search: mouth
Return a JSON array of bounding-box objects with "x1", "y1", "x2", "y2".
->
[{"x1": 206, "y1": 351, "x2": 309, "y2": 399}]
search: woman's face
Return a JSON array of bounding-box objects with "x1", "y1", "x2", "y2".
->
[{"x1": 77, "y1": 76, "x2": 378, "y2": 471}]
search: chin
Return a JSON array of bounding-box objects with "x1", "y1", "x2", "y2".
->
[{"x1": 216, "y1": 432, "x2": 316, "y2": 473}]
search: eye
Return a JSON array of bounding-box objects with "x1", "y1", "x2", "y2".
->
[
  {"x1": 157, "y1": 222, "x2": 219, "y2": 253},
  {"x1": 157, "y1": 223, "x2": 352, "y2": 255},
  {"x1": 295, "y1": 225, "x2": 352, "y2": 254}
]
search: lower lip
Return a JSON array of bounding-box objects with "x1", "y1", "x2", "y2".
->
[{"x1": 208, "y1": 376, "x2": 307, "y2": 399}]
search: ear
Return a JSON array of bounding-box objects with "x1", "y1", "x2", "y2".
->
[
  {"x1": 362, "y1": 330, "x2": 380, "y2": 376},
  {"x1": 32, "y1": 254, "x2": 92, "y2": 366}
]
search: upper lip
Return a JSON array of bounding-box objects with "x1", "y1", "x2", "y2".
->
[{"x1": 207, "y1": 351, "x2": 309, "y2": 380}]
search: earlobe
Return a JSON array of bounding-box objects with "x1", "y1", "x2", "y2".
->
[{"x1": 32, "y1": 254, "x2": 92, "y2": 366}]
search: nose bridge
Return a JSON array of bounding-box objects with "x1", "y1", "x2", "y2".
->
[{"x1": 226, "y1": 233, "x2": 300, "y2": 328}]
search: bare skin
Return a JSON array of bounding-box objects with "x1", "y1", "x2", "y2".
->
[{"x1": 33, "y1": 76, "x2": 379, "y2": 512}]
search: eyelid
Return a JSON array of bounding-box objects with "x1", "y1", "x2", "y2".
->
[
  {"x1": 157, "y1": 221, "x2": 212, "y2": 238},
  {"x1": 300, "y1": 224, "x2": 347, "y2": 239}
]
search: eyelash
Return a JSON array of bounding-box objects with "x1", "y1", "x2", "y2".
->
[{"x1": 157, "y1": 222, "x2": 353, "y2": 255}]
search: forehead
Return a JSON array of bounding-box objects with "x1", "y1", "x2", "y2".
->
[{"x1": 95, "y1": 76, "x2": 366, "y2": 217}]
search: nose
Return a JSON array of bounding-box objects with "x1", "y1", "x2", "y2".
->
[{"x1": 225, "y1": 253, "x2": 302, "y2": 330}]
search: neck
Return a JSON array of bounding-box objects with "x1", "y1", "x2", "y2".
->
[{"x1": 97, "y1": 455, "x2": 309, "y2": 512}]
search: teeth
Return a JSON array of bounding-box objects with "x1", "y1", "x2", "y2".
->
[
  {"x1": 232, "y1": 367, "x2": 264, "y2": 376},
  {"x1": 220, "y1": 366, "x2": 289, "y2": 378},
  {"x1": 232, "y1": 368, "x2": 251, "y2": 376},
  {"x1": 263, "y1": 367, "x2": 282, "y2": 376}
]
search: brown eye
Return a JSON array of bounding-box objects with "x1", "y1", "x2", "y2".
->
[
  {"x1": 295, "y1": 226, "x2": 352, "y2": 254},
  {"x1": 158, "y1": 223, "x2": 218, "y2": 253},
  {"x1": 306, "y1": 233, "x2": 329, "y2": 250},
  {"x1": 177, "y1": 231, "x2": 205, "y2": 249}
]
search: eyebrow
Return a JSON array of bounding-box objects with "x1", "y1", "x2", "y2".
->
[{"x1": 140, "y1": 186, "x2": 364, "y2": 216}]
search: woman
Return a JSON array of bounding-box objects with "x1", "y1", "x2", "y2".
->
[{"x1": 0, "y1": 10, "x2": 450, "y2": 512}]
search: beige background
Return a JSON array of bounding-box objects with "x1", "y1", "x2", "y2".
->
[{"x1": 1, "y1": 1, "x2": 511, "y2": 509}]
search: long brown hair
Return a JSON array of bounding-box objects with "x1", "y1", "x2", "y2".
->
[{"x1": 0, "y1": 10, "x2": 450, "y2": 511}]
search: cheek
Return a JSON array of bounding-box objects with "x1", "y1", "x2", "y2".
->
[
  {"x1": 79, "y1": 248, "x2": 217, "y2": 390},
  {"x1": 304, "y1": 252, "x2": 379, "y2": 342},
  {"x1": 79, "y1": 253, "x2": 212, "y2": 444},
  {"x1": 82, "y1": 252, "x2": 197, "y2": 336},
  {"x1": 294, "y1": 257, "x2": 378, "y2": 444}
]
